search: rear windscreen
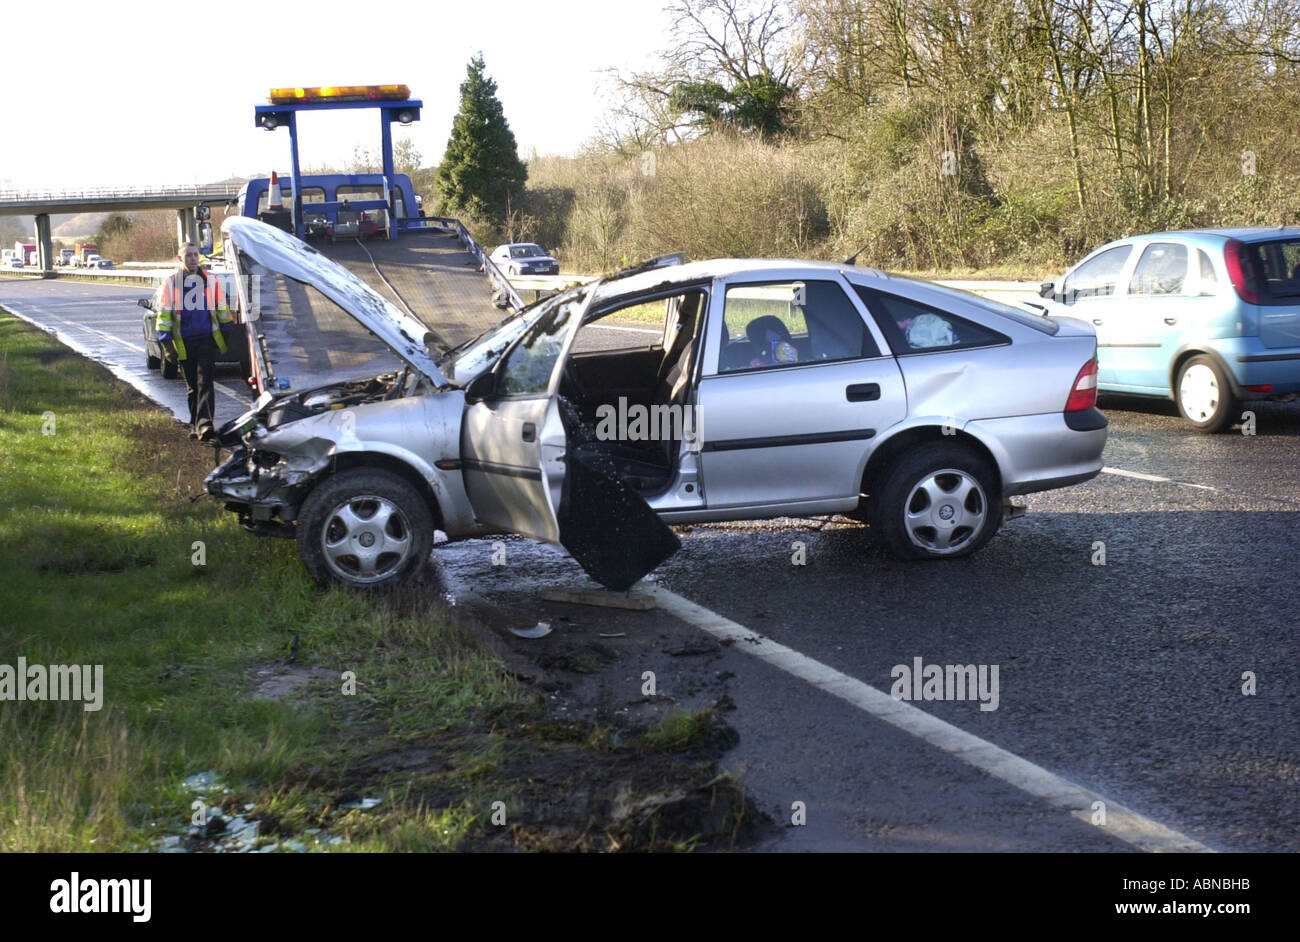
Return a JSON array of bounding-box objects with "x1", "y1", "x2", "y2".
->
[{"x1": 1243, "y1": 238, "x2": 1300, "y2": 302}]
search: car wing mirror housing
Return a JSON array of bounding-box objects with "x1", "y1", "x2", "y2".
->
[
  {"x1": 137, "y1": 298, "x2": 153, "y2": 310},
  {"x1": 463, "y1": 369, "x2": 497, "y2": 404},
  {"x1": 1039, "y1": 281, "x2": 1056, "y2": 299}
]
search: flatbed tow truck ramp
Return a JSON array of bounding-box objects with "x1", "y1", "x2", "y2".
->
[{"x1": 320, "y1": 227, "x2": 506, "y2": 348}]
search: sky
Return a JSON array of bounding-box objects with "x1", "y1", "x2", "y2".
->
[{"x1": 1, "y1": 0, "x2": 674, "y2": 191}]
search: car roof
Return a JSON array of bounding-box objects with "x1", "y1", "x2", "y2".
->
[
  {"x1": 592, "y1": 258, "x2": 892, "y2": 304},
  {"x1": 1104, "y1": 227, "x2": 1300, "y2": 246}
]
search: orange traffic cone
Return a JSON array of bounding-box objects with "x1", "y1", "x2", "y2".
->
[{"x1": 267, "y1": 171, "x2": 284, "y2": 211}]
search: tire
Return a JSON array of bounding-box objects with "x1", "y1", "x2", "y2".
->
[
  {"x1": 146, "y1": 353, "x2": 161, "y2": 370},
  {"x1": 869, "y1": 442, "x2": 1003, "y2": 561},
  {"x1": 296, "y1": 468, "x2": 434, "y2": 589},
  {"x1": 1175, "y1": 355, "x2": 1239, "y2": 433},
  {"x1": 161, "y1": 358, "x2": 179, "y2": 379}
]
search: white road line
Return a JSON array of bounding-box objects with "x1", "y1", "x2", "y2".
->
[
  {"x1": 646, "y1": 584, "x2": 1215, "y2": 854},
  {"x1": 590, "y1": 323, "x2": 661, "y2": 335},
  {"x1": 5, "y1": 300, "x2": 145, "y2": 355},
  {"x1": 35, "y1": 299, "x2": 142, "y2": 306},
  {"x1": 1103, "y1": 466, "x2": 1217, "y2": 492},
  {"x1": 2, "y1": 302, "x2": 248, "y2": 412}
]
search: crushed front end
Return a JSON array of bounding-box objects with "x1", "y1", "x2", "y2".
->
[{"x1": 206, "y1": 373, "x2": 410, "y2": 536}]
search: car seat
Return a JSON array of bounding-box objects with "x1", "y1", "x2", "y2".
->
[
  {"x1": 573, "y1": 292, "x2": 704, "y2": 493},
  {"x1": 744, "y1": 315, "x2": 799, "y2": 366}
]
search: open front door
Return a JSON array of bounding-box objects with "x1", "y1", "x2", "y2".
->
[
  {"x1": 461, "y1": 284, "x2": 681, "y2": 589},
  {"x1": 461, "y1": 289, "x2": 590, "y2": 542}
]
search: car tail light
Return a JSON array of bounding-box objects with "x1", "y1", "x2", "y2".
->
[
  {"x1": 1224, "y1": 238, "x2": 1260, "y2": 304},
  {"x1": 1066, "y1": 357, "x2": 1098, "y2": 412}
]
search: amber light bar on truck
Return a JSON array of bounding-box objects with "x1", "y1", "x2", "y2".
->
[{"x1": 267, "y1": 85, "x2": 411, "y2": 104}]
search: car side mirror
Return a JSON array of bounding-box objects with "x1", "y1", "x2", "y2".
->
[
  {"x1": 137, "y1": 298, "x2": 153, "y2": 310},
  {"x1": 198, "y1": 222, "x2": 214, "y2": 255},
  {"x1": 463, "y1": 369, "x2": 497, "y2": 404},
  {"x1": 1039, "y1": 281, "x2": 1056, "y2": 299}
]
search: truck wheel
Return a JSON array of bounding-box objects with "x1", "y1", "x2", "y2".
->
[
  {"x1": 869, "y1": 442, "x2": 1003, "y2": 560},
  {"x1": 296, "y1": 468, "x2": 433, "y2": 588},
  {"x1": 161, "y1": 359, "x2": 179, "y2": 379},
  {"x1": 147, "y1": 353, "x2": 161, "y2": 370},
  {"x1": 1176, "y1": 355, "x2": 1239, "y2": 433}
]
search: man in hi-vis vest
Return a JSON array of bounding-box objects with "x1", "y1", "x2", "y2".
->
[{"x1": 156, "y1": 242, "x2": 235, "y2": 441}]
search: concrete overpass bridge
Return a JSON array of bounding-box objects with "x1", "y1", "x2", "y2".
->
[{"x1": 0, "y1": 184, "x2": 241, "y2": 273}]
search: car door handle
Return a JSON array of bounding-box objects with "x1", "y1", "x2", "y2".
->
[
  {"x1": 1092, "y1": 319, "x2": 1104, "y2": 326},
  {"x1": 1164, "y1": 317, "x2": 1177, "y2": 325},
  {"x1": 521, "y1": 422, "x2": 536, "y2": 443},
  {"x1": 846, "y1": 383, "x2": 880, "y2": 402}
]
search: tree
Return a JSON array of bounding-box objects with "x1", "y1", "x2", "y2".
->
[
  {"x1": 669, "y1": 73, "x2": 795, "y2": 136},
  {"x1": 435, "y1": 55, "x2": 528, "y2": 220},
  {"x1": 611, "y1": 0, "x2": 804, "y2": 144}
]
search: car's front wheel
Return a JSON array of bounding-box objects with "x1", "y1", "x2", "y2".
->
[
  {"x1": 146, "y1": 352, "x2": 161, "y2": 370},
  {"x1": 1175, "y1": 355, "x2": 1239, "y2": 433},
  {"x1": 296, "y1": 468, "x2": 433, "y2": 588},
  {"x1": 870, "y1": 442, "x2": 1003, "y2": 560},
  {"x1": 161, "y1": 358, "x2": 179, "y2": 379}
]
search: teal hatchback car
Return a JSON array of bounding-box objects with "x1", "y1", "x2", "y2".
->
[{"x1": 1033, "y1": 228, "x2": 1300, "y2": 431}]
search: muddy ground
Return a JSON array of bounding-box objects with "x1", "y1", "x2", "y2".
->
[{"x1": 331, "y1": 571, "x2": 777, "y2": 852}]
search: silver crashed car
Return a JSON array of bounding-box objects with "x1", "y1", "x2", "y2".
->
[{"x1": 207, "y1": 217, "x2": 1107, "y2": 590}]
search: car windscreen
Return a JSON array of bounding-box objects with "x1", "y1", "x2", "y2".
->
[
  {"x1": 1242, "y1": 238, "x2": 1300, "y2": 301},
  {"x1": 510, "y1": 245, "x2": 545, "y2": 258}
]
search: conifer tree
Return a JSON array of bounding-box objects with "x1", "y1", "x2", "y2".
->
[{"x1": 435, "y1": 55, "x2": 528, "y2": 220}]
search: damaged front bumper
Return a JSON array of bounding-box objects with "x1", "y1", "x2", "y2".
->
[{"x1": 205, "y1": 447, "x2": 330, "y2": 535}]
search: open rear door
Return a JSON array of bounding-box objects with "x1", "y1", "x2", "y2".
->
[{"x1": 462, "y1": 285, "x2": 680, "y2": 589}]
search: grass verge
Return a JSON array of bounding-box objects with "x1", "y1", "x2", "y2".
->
[{"x1": 0, "y1": 312, "x2": 759, "y2": 852}]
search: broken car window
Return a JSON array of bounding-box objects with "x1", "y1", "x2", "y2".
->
[
  {"x1": 498, "y1": 292, "x2": 584, "y2": 395},
  {"x1": 446, "y1": 286, "x2": 591, "y2": 385}
]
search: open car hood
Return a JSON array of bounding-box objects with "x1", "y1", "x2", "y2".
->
[{"x1": 222, "y1": 216, "x2": 447, "y2": 387}]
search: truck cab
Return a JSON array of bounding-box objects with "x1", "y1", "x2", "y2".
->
[{"x1": 237, "y1": 173, "x2": 422, "y2": 240}]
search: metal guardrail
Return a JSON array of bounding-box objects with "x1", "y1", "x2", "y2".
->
[
  {"x1": 0, "y1": 184, "x2": 238, "y2": 204},
  {"x1": 425, "y1": 215, "x2": 526, "y2": 312},
  {"x1": 0, "y1": 267, "x2": 163, "y2": 286}
]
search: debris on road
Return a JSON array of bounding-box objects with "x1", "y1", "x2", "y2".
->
[
  {"x1": 665, "y1": 638, "x2": 722, "y2": 657},
  {"x1": 509, "y1": 622, "x2": 554, "y2": 639},
  {"x1": 540, "y1": 587, "x2": 656, "y2": 610}
]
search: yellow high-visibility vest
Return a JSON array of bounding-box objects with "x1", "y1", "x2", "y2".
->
[{"x1": 155, "y1": 269, "x2": 234, "y2": 361}]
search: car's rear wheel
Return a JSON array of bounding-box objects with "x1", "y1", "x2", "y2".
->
[
  {"x1": 870, "y1": 442, "x2": 1003, "y2": 560},
  {"x1": 296, "y1": 468, "x2": 433, "y2": 588},
  {"x1": 1176, "y1": 355, "x2": 1239, "y2": 433}
]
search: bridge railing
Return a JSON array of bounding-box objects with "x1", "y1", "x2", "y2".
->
[{"x1": 0, "y1": 184, "x2": 238, "y2": 204}]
